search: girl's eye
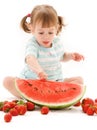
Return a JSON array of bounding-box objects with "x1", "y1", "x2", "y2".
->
[
  {"x1": 49, "y1": 32, "x2": 53, "y2": 34},
  {"x1": 39, "y1": 32, "x2": 44, "y2": 34},
  {"x1": 38, "y1": 32, "x2": 54, "y2": 35}
]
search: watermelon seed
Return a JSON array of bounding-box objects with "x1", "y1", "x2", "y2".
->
[
  {"x1": 55, "y1": 90, "x2": 60, "y2": 93},
  {"x1": 61, "y1": 90, "x2": 66, "y2": 92},
  {"x1": 55, "y1": 90, "x2": 62, "y2": 93},
  {"x1": 23, "y1": 80, "x2": 32, "y2": 86},
  {"x1": 66, "y1": 87, "x2": 76, "y2": 91},
  {"x1": 63, "y1": 90, "x2": 66, "y2": 92},
  {"x1": 33, "y1": 87, "x2": 38, "y2": 91},
  {"x1": 28, "y1": 83, "x2": 32, "y2": 86},
  {"x1": 48, "y1": 90, "x2": 51, "y2": 93},
  {"x1": 72, "y1": 87, "x2": 76, "y2": 90}
]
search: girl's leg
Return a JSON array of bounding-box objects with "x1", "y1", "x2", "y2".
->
[
  {"x1": 3, "y1": 76, "x2": 21, "y2": 98},
  {"x1": 64, "y1": 76, "x2": 84, "y2": 85}
]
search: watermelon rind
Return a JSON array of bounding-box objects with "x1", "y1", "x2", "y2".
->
[{"x1": 15, "y1": 79, "x2": 86, "y2": 109}]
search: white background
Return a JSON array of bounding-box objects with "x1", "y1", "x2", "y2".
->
[{"x1": 0, "y1": 0, "x2": 97, "y2": 129}]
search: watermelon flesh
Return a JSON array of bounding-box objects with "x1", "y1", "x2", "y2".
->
[{"x1": 15, "y1": 79, "x2": 86, "y2": 109}]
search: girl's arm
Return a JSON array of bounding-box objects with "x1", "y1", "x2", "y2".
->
[
  {"x1": 62, "y1": 52, "x2": 84, "y2": 62},
  {"x1": 25, "y1": 55, "x2": 47, "y2": 79}
]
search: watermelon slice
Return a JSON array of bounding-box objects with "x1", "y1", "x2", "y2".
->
[{"x1": 15, "y1": 79, "x2": 86, "y2": 109}]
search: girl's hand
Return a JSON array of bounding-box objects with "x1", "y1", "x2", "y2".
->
[
  {"x1": 71, "y1": 53, "x2": 84, "y2": 61},
  {"x1": 38, "y1": 71, "x2": 48, "y2": 80}
]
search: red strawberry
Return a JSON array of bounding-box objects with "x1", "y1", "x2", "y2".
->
[
  {"x1": 94, "y1": 98, "x2": 97, "y2": 103},
  {"x1": 41, "y1": 106, "x2": 49, "y2": 114},
  {"x1": 74, "y1": 101, "x2": 81, "y2": 107},
  {"x1": 26, "y1": 101, "x2": 35, "y2": 111},
  {"x1": 4, "y1": 113, "x2": 12, "y2": 122},
  {"x1": 94, "y1": 103, "x2": 97, "y2": 114},
  {"x1": 15, "y1": 104, "x2": 27, "y2": 115},
  {"x1": 81, "y1": 98, "x2": 94, "y2": 106},
  {"x1": 9, "y1": 108, "x2": 18, "y2": 116},
  {"x1": 86, "y1": 106, "x2": 95, "y2": 116},
  {"x1": 8, "y1": 101, "x2": 16, "y2": 108},
  {"x1": 3, "y1": 103, "x2": 11, "y2": 112},
  {"x1": 81, "y1": 104, "x2": 90, "y2": 113}
]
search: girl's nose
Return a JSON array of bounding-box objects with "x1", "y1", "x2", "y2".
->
[{"x1": 43, "y1": 33, "x2": 49, "y2": 39}]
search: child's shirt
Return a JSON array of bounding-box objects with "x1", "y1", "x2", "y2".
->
[{"x1": 19, "y1": 36, "x2": 65, "y2": 81}]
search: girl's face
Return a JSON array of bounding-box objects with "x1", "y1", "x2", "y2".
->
[{"x1": 31, "y1": 24, "x2": 57, "y2": 48}]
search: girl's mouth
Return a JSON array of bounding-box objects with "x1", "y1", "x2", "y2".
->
[{"x1": 43, "y1": 41, "x2": 49, "y2": 44}]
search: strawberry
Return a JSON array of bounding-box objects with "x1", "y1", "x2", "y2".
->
[
  {"x1": 2, "y1": 101, "x2": 17, "y2": 112},
  {"x1": 74, "y1": 101, "x2": 81, "y2": 107},
  {"x1": 94, "y1": 103, "x2": 97, "y2": 114},
  {"x1": 15, "y1": 104, "x2": 27, "y2": 115},
  {"x1": 9, "y1": 108, "x2": 18, "y2": 116},
  {"x1": 8, "y1": 101, "x2": 16, "y2": 108},
  {"x1": 81, "y1": 104, "x2": 90, "y2": 113},
  {"x1": 3, "y1": 103, "x2": 11, "y2": 112},
  {"x1": 26, "y1": 101, "x2": 35, "y2": 111},
  {"x1": 41, "y1": 106, "x2": 49, "y2": 114},
  {"x1": 81, "y1": 98, "x2": 94, "y2": 106},
  {"x1": 4, "y1": 113, "x2": 12, "y2": 122},
  {"x1": 86, "y1": 106, "x2": 95, "y2": 116},
  {"x1": 94, "y1": 98, "x2": 97, "y2": 103}
]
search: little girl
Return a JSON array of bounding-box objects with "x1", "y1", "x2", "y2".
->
[{"x1": 3, "y1": 4, "x2": 84, "y2": 97}]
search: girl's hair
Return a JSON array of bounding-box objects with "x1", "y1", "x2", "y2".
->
[{"x1": 20, "y1": 5, "x2": 65, "y2": 35}]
